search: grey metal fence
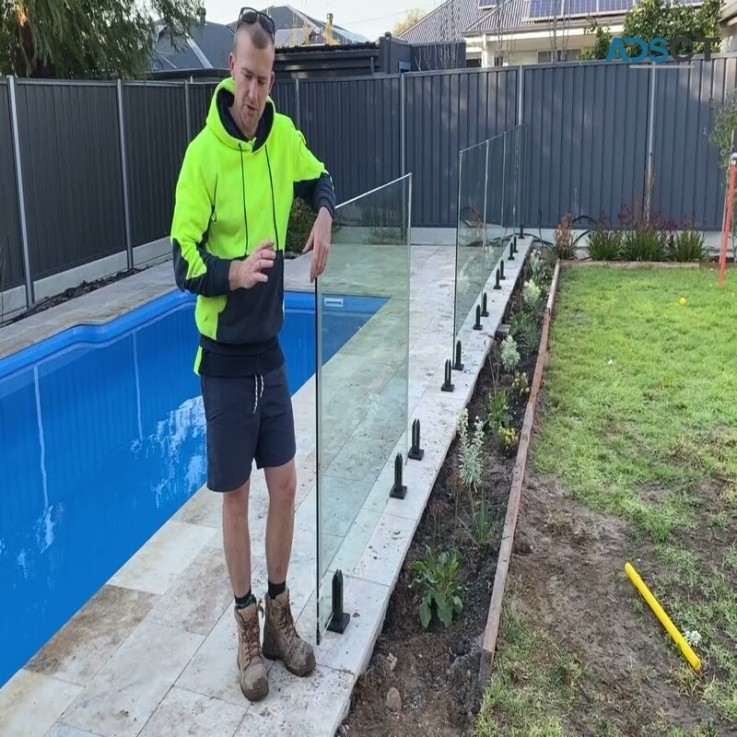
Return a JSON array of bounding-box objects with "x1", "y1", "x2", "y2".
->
[
  {"x1": 299, "y1": 75, "x2": 403, "y2": 203},
  {"x1": 14, "y1": 80, "x2": 128, "y2": 281},
  {"x1": 0, "y1": 80, "x2": 24, "y2": 291},
  {"x1": 650, "y1": 57, "x2": 737, "y2": 228},
  {"x1": 405, "y1": 67, "x2": 519, "y2": 227},
  {"x1": 2, "y1": 55, "x2": 736, "y2": 299},
  {"x1": 522, "y1": 62, "x2": 651, "y2": 229},
  {"x1": 123, "y1": 82, "x2": 189, "y2": 247}
]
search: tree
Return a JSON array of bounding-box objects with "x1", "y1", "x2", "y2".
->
[
  {"x1": 393, "y1": 8, "x2": 424, "y2": 37},
  {"x1": 578, "y1": 23, "x2": 613, "y2": 60},
  {"x1": 0, "y1": 0, "x2": 202, "y2": 79},
  {"x1": 580, "y1": 0, "x2": 723, "y2": 60}
]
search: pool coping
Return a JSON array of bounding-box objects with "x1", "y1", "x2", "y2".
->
[{"x1": 0, "y1": 243, "x2": 531, "y2": 737}]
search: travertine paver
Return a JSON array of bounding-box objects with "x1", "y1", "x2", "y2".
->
[
  {"x1": 0, "y1": 263, "x2": 176, "y2": 360},
  {"x1": 0, "y1": 238, "x2": 530, "y2": 737}
]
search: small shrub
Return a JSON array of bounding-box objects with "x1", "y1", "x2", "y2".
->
[
  {"x1": 554, "y1": 214, "x2": 576, "y2": 260},
  {"x1": 488, "y1": 390, "x2": 512, "y2": 430},
  {"x1": 669, "y1": 227, "x2": 707, "y2": 262},
  {"x1": 458, "y1": 408, "x2": 485, "y2": 493},
  {"x1": 509, "y1": 309, "x2": 540, "y2": 357},
  {"x1": 529, "y1": 247, "x2": 554, "y2": 284},
  {"x1": 497, "y1": 426, "x2": 520, "y2": 457},
  {"x1": 621, "y1": 222, "x2": 667, "y2": 261},
  {"x1": 501, "y1": 335, "x2": 521, "y2": 374},
  {"x1": 509, "y1": 309, "x2": 536, "y2": 337},
  {"x1": 587, "y1": 223, "x2": 622, "y2": 260},
  {"x1": 619, "y1": 208, "x2": 668, "y2": 262},
  {"x1": 285, "y1": 197, "x2": 316, "y2": 255},
  {"x1": 523, "y1": 279, "x2": 543, "y2": 313},
  {"x1": 517, "y1": 321, "x2": 541, "y2": 358},
  {"x1": 470, "y1": 495, "x2": 494, "y2": 548},
  {"x1": 512, "y1": 371, "x2": 530, "y2": 396},
  {"x1": 529, "y1": 248, "x2": 546, "y2": 282},
  {"x1": 410, "y1": 548, "x2": 464, "y2": 629}
]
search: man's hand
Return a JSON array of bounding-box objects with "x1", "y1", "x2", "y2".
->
[
  {"x1": 303, "y1": 208, "x2": 332, "y2": 283},
  {"x1": 229, "y1": 242, "x2": 276, "y2": 290}
]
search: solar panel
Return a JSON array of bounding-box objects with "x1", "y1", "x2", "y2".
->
[
  {"x1": 527, "y1": 0, "x2": 563, "y2": 19},
  {"x1": 597, "y1": 0, "x2": 635, "y2": 12},
  {"x1": 565, "y1": 0, "x2": 597, "y2": 15},
  {"x1": 525, "y1": 0, "x2": 637, "y2": 19}
]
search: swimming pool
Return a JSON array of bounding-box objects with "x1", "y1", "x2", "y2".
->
[{"x1": 0, "y1": 288, "x2": 385, "y2": 689}]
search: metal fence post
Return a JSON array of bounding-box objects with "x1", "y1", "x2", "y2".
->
[
  {"x1": 644, "y1": 63, "x2": 657, "y2": 221},
  {"x1": 501, "y1": 133, "x2": 507, "y2": 238},
  {"x1": 295, "y1": 78, "x2": 301, "y2": 129},
  {"x1": 184, "y1": 80, "x2": 191, "y2": 142},
  {"x1": 7, "y1": 75, "x2": 34, "y2": 309},
  {"x1": 400, "y1": 72, "x2": 406, "y2": 177},
  {"x1": 483, "y1": 139, "x2": 489, "y2": 251},
  {"x1": 116, "y1": 79, "x2": 133, "y2": 271},
  {"x1": 517, "y1": 64, "x2": 525, "y2": 128},
  {"x1": 517, "y1": 68, "x2": 526, "y2": 235}
]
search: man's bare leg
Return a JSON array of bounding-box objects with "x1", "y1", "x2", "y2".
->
[
  {"x1": 264, "y1": 459, "x2": 297, "y2": 583},
  {"x1": 222, "y1": 479, "x2": 269, "y2": 702},
  {"x1": 222, "y1": 480, "x2": 252, "y2": 598},
  {"x1": 261, "y1": 458, "x2": 315, "y2": 676}
]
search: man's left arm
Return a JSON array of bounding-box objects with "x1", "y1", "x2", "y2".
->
[{"x1": 291, "y1": 128, "x2": 335, "y2": 282}]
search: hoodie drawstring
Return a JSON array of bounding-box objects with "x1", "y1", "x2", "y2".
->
[
  {"x1": 239, "y1": 144, "x2": 249, "y2": 253},
  {"x1": 264, "y1": 146, "x2": 279, "y2": 250},
  {"x1": 253, "y1": 374, "x2": 265, "y2": 414}
]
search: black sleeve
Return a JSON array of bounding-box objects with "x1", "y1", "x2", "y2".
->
[{"x1": 294, "y1": 172, "x2": 336, "y2": 218}]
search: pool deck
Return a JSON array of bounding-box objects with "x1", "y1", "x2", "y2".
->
[{"x1": 0, "y1": 240, "x2": 530, "y2": 737}]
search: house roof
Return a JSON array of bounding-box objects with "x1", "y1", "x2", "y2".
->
[
  {"x1": 228, "y1": 5, "x2": 370, "y2": 46},
  {"x1": 152, "y1": 20, "x2": 234, "y2": 71},
  {"x1": 463, "y1": 0, "x2": 524, "y2": 34},
  {"x1": 404, "y1": 0, "x2": 697, "y2": 41},
  {"x1": 399, "y1": 0, "x2": 490, "y2": 42},
  {"x1": 151, "y1": 5, "x2": 369, "y2": 72}
]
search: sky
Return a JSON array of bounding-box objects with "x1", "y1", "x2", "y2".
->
[{"x1": 203, "y1": 0, "x2": 441, "y2": 41}]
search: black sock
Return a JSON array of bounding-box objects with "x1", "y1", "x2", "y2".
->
[
  {"x1": 235, "y1": 590, "x2": 255, "y2": 609},
  {"x1": 268, "y1": 580, "x2": 286, "y2": 599}
]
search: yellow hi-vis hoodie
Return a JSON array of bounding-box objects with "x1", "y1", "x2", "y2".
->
[{"x1": 170, "y1": 76, "x2": 335, "y2": 374}]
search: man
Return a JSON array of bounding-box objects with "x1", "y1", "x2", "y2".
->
[{"x1": 170, "y1": 7, "x2": 335, "y2": 702}]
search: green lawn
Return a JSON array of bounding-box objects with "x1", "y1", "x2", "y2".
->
[
  {"x1": 477, "y1": 264, "x2": 737, "y2": 736},
  {"x1": 536, "y1": 266, "x2": 736, "y2": 543}
]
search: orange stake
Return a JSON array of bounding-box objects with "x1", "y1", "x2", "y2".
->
[{"x1": 719, "y1": 153, "x2": 737, "y2": 288}]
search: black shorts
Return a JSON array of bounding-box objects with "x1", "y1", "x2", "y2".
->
[{"x1": 200, "y1": 364, "x2": 296, "y2": 492}]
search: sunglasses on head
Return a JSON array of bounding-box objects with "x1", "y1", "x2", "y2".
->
[{"x1": 237, "y1": 7, "x2": 276, "y2": 38}]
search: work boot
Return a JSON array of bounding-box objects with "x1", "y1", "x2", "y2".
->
[
  {"x1": 262, "y1": 589, "x2": 316, "y2": 677},
  {"x1": 234, "y1": 601, "x2": 269, "y2": 701}
]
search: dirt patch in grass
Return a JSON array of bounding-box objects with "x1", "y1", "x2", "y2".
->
[
  {"x1": 479, "y1": 457, "x2": 736, "y2": 737},
  {"x1": 339, "y1": 249, "x2": 555, "y2": 737}
]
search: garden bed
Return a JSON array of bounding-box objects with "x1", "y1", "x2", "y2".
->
[
  {"x1": 2, "y1": 267, "x2": 142, "y2": 325},
  {"x1": 339, "y1": 247, "x2": 557, "y2": 737}
]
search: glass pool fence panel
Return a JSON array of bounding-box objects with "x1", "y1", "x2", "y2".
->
[
  {"x1": 315, "y1": 174, "x2": 411, "y2": 640},
  {"x1": 453, "y1": 140, "x2": 489, "y2": 357},
  {"x1": 484, "y1": 132, "x2": 507, "y2": 285}
]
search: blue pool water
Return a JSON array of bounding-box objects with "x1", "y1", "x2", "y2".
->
[{"x1": 0, "y1": 289, "x2": 385, "y2": 688}]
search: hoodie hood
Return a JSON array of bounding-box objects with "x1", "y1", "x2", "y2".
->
[{"x1": 206, "y1": 76, "x2": 275, "y2": 152}]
